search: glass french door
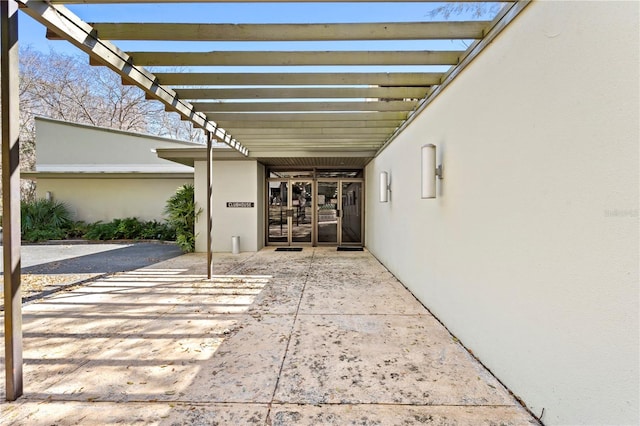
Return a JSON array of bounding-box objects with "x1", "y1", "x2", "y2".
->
[
  {"x1": 267, "y1": 180, "x2": 313, "y2": 245},
  {"x1": 268, "y1": 178, "x2": 363, "y2": 246},
  {"x1": 317, "y1": 181, "x2": 338, "y2": 244},
  {"x1": 340, "y1": 181, "x2": 363, "y2": 245},
  {"x1": 317, "y1": 180, "x2": 363, "y2": 246}
]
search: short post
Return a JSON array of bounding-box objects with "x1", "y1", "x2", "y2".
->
[{"x1": 231, "y1": 236, "x2": 240, "y2": 255}]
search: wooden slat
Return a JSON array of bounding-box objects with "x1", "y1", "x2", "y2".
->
[
  {"x1": 56, "y1": 0, "x2": 501, "y2": 3},
  {"x1": 231, "y1": 127, "x2": 392, "y2": 136},
  {"x1": 89, "y1": 21, "x2": 489, "y2": 41},
  {"x1": 246, "y1": 146, "x2": 383, "y2": 151},
  {"x1": 153, "y1": 72, "x2": 443, "y2": 86},
  {"x1": 192, "y1": 101, "x2": 417, "y2": 113},
  {"x1": 126, "y1": 50, "x2": 461, "y2": 66},
  {"x1": 206, "y1": 112, "x2": 408, "y2": 121},
  {"x1": 173, "y1": 87, "x2": 429, "y2": 100},
  {"x1": 255, "y1": 153, "x2": 375, "y2": 160},
  {"x1": 216, "y1": 120, "x2": 401, "y2": 129},
  {"x1": 243, "y1": 140, "x2": 384, "y2": 146},
  {"x1": 240, "y1": 139, "x2": 389, "y2": 145}
]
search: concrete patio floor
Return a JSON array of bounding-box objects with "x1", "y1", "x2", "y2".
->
[{"x1": 1, "y1": 248, "x2": 539, "y2": 425}]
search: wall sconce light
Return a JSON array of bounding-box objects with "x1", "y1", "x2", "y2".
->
[
  {"x1": 421, "y1": 144, "x2": 443, "y2": 199},
  {"x1": 379, "y1": 171, "x2": 390, "y2": 203}
]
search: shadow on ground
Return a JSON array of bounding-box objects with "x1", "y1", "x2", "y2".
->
[
  {"x1": 0, "y1": 248, "x2": 539, "y2": 425},
  {"x1": 21, "y1": 243, "x2": 184, "y2": 275}
]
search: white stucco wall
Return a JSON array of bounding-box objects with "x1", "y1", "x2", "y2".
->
[
  {"x1": 36, "y1": 178, "x2": 193, "y2": 223},
  {"x1": 194, "y1": 160, "x2": 263, "y2": 252},
  {"x1": 365, "y1": 2, "x2": 639, "y2": 425}
]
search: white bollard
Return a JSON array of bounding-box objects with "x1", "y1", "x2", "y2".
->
[{"x1": 231, "y1": 236, "x2": 240, "y2": 254}]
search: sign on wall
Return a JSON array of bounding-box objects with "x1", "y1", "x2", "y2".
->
[{"x1": 226, "y1": 202, "x2": 255, "y2": 208}]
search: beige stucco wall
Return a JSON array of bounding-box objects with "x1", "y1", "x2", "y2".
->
[
  {"x1": 35, "y1": 178, "x2": 193, "y2": 223},
  {"x1": 31, "y1": 117, "x2": 197, "y2": 224},
  {"x1": 365, "y1": 2, "x2": 639, "y2": 425},
  {"x1": 35, "y1": 117, "x2": 196, "y2": 172},
  {"x1": 194, "y1": 160, "x2": 263, "y2": 253}
]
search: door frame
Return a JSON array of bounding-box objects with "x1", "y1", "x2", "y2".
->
[
  {"x1": 338, "y1": 179, "x2": 365, "y2": 246},
  {"x1": 316, "y1": 178, "x2": 365, "y2": 247},
  {"x1": 266, "y1": 176, "x2": 365, "y2": 247},
  {"x1": 266, "y1": 178, "x2": 314, "y2": 246}
]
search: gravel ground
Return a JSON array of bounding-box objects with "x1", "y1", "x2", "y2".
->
[
  {"x1": 25, "y1": 273, "x2": 100, "y2": 297},
  {"x1": 1, "y1": 273, "x2": 101, "y2": 309}
]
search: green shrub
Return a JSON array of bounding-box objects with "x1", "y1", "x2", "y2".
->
[
  {"x1": 21, "y1": 198, "x2": 72, "y2": 242},
  {"x1": 84, "y1": 221, "x2": 119, "y2": 240},
  {"x1": 84, "y1": 218, "x2": 175, "y2": 241},
  {"x1": 140, "y1": 220, "x2": 176, "y2": 241},
  {"x1": 19, "y1": 198, "x2": 177, "y2": 243},
  {"x1": 114, "y1": 217, "x2": 143, "y2": 239},
  {"x1": 66, "y1": 221, "x2": 90, "y2": 239},
  {"x1": 164, "y1": 184, "x2": 201, "y2": 253}
]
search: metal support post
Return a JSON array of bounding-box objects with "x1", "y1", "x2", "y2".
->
[
  {"x1": 1, "y1": 0, "x2": 23, "y2": 401},
  {"x1": 206, "y1": 131, "x2": 213, "y2": 280}
]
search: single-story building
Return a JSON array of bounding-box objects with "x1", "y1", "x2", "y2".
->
[
  {"x1": 6, "y1": 1, "x2": 638, "y2": 424},
  {"x1": 25, "y1": 116, "x2": 195, "y2": 224},
  {"x1": 27, "y1": 117, "x2": 365, "y2": 253}
]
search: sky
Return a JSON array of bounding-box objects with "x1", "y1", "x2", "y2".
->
[
  {"x1": 18, "y1": 2, "x2": 501, "y2": 63},
  {"x1": 14, "y1": 2, "x2": 505, "y2": 82}
]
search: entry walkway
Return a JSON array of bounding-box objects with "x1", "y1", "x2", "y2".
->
[{"x1": 1, "y1": 248, "x2": 538, "y2": 425}]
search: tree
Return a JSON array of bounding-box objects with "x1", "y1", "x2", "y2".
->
[
  {"x1": 428, "y1": 2, "x2": 502, "y2": 20},
  {"x1": 3, "y1": 47, "x2": 206, "y2": 201}
]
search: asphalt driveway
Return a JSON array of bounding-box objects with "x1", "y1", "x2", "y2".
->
[
  {"x1": 0, "y1": 242, "x2": 183, "y2": 275},
  {"x1": 0, "y1": 242, "x2": 184, "y2": 306}
]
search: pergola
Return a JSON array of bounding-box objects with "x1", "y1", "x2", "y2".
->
[{"x1": 2, "y1": 0, "x2": 528, "y2": 401}]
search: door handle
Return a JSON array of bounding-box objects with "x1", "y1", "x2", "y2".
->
[
  {"x1": 336, "y1": 209, "x2": 341, "y2": 218},
  {"x1": 286, "y1": 209, "x2": 294, "y2": 218}
]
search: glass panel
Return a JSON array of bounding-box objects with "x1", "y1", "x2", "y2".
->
[
  {"x1": 268, "y1": 181, "x2": 289, "y2": 243},
  {"x1": 341, "y1": 182, "x2": 362, "y2": 244},
  {"x1": 317, "y1": 181, "x2": 338, "y2": 243},
  {"x1": 315, "y1": 170, "x2": 363, "y2": 179},
  {"x1": 291, "y1": 181, "x2": 313, "y2": 243},
  {"x1": 269, "y1": 170, "x2": 314, "y2": 179}
]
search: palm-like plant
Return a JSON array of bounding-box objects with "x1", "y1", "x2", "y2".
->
[
  {"x1": 21, "y1": 198, "x2": 72, "y2": 242},
  {"x1": 164, "y1": 184, "x2": 201, "y2": 252}
]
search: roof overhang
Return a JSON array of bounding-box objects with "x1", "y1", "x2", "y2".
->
[{"x1": 155, "y1": 147, "x2": 374, "y2": 168}]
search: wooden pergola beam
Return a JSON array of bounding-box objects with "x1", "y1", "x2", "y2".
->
[
  {"x1": 205, "y1": 112, "x2": 408, "y2": 121},
  {"x1": 172, "y1": 87, "x2": 429, "y2": 100},
  {"x1": 54, "y1": 0, "x2": 502, "y2": 3},
  {"x1": 215, "y1": 120, "x2": 402, "y2": 129},
  {"x1": 231, "y1": 127, "x2": 393, "y2": 136},
  {"x1": 124, "y1": 50, "x2": 461, "y2": 67},
  {"x1": 191, "y1": 101, "x2": 418, "y2": 113},
  {"x1": 241, "y1": 140, "x2": 384, "y2": 147},
  {"x1": 18, "y1": 0, "x2": 248, "y2": 156},
  {"x1": 86, "y1": 21, "x2": 490, "y2": 41},
  {"x1": 150, "y1": 72, "x2": 443, "y2": 87}
]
